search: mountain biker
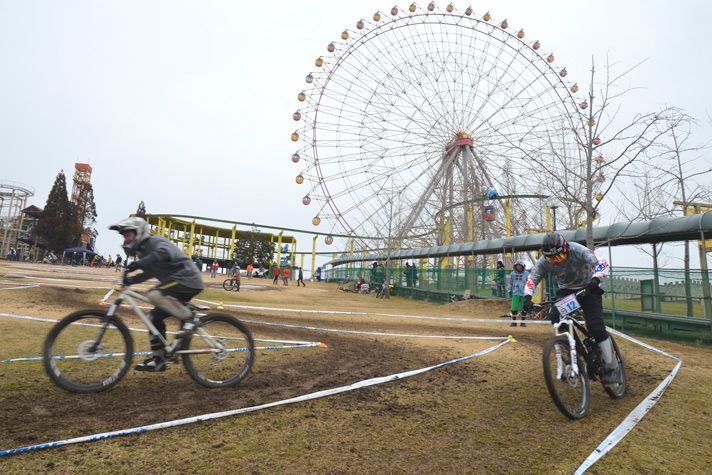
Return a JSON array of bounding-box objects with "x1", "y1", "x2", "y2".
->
[
  {"x1": 523, "y1": 232, "x2": 620, "y2": 384},
  {"x1": 109, "y1": 217, "x2": 205, "y2": 372}
]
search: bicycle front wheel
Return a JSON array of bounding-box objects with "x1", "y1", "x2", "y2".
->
[
  {"x1": 222, "y1": 279, "x2": 235, "y2": 291},
  {"x1": 43, "y1": 310, "x2": 133, "y2": 393},
  {"x1": 543, "y1": 336, "x2": 590, "y2": 420},
  {"x1": 181, "y1": 313, "x2": 254, "y2": 388}
]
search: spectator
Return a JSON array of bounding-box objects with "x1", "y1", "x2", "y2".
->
[
  {"x1": 508, "y1": 259, "x2": 530, "y2": 327},
  {"x1": 210, "y1": 260, "x2": 219, "y2": 278},
  {"x1": 495, "y1": 260, "x2": 506, "y2": 298},
  {"x1": 246, "y1": 263, "x2": 254, "y2": 279},
  {"x1": 272, "y1": 265, "x2": 281, "y2": 285},
  {"x1": 115, "y1": 254, "x2": 123, "y2": 272},
  {"x1": 283, "y1": 266, "x2": 291, "y2": 285},
  {"x1": 297, "y1": 267, "x2": 305, "y2": 287},
  {"x1": 315, "y1": 266, "x2": 322, "y2": 282}
]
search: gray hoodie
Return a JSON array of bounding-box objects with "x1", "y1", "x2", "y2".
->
[{"x1": 129, "y1": 235, "x2": 205, "y2": 290}]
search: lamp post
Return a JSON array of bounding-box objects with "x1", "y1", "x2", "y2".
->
[{"x1": 546, "y1": 197, "x2": 560, "y2": 232}]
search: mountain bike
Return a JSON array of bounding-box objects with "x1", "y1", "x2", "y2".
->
[
  {"x1": 222, "y1": 274, "x2": 241, "y2": 292},
  {"x1": 534, "y1": 288, "x2": 626, "y2": 419},
  {"x1": 43, "y1": 278, "x2": 254, "y2": 393}
]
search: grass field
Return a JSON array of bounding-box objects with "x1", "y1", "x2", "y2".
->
[{"x1": 1, "y1": 262, "x2": 711, "y2": 474}]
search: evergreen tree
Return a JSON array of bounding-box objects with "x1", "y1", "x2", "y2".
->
[
  {"x1": 136, "y1": 201, "x2": 147, "y2": 218},
  {"x1": 36, "y1": 171, "x2": 74, "y2": 253},
  {"x1": 232, "y1": 227, "x2": 274, "y2": 267},
  {"x1": 70, "y1": 179, "x2": 98, "y2": 249}
]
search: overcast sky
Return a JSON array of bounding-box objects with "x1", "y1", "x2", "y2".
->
[{"x1": 1, "y1": 1, "x2": 710, "y2": 269}]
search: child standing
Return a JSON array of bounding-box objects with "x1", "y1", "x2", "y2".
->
[{"x1": 509, "y1": 259, "x2": 530, "y2": 327}]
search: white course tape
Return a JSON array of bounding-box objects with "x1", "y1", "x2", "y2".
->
[
  {"x1": 5, "y1": 272, "x2": 117, "y2": 284},
  {"x1": 195, "y1": 298, "x2": 549, "y2": 326},
  {"x1": 239, "y1": 318, "x2": 508, "y2": 341},
  {"x1": 0, "y1": 284, "x2": 39, "y2": 291},
  {"x1": 0, "y1": 313, "x2": 319, "y2": 346},
  {"x1": 1, "y1": 343, "x2": 320, "y2": 364},
  {"x1": 573, "y1": 327, "x2": 683, "y2": 474},
  {"x1": 0, "y1": 339, "x2": 509, "y2": 457}
]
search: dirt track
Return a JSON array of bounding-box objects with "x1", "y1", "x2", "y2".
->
[{"x1": 0, "y1": 262, "x2": 710, "y2": 474}]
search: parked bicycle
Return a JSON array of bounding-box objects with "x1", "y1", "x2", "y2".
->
[
  {"x1": 222, "y1": 274, "x2": 241, "y2": 292},
  {"x1": 43, "y1": 279, "x2": 254, "y2": 393},
  {"x1": 529, "y1": 288, "x2": 626, "y2": 419}
]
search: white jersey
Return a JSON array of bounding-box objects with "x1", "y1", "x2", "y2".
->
[{"x1": 525, "y1": 242, "x2": 608, "y2": 296}]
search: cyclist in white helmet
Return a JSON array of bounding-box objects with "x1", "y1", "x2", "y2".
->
[{"x1": 109, "y1": 217, "x2": 205, "y2": 372}]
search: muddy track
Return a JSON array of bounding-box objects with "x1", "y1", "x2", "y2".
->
[{"x1": 0, "y1": 321, "x2": 441, "y2": 448}]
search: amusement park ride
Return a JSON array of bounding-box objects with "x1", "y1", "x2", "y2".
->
[{"x1": 290, "y1": 3, "x2": 599, "y2": 258}]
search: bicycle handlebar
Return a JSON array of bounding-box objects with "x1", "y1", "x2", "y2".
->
[{"x1": 536, "y1": 287, "x2": 589, "y2": 306}]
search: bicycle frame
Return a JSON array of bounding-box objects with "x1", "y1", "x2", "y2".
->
[
  {"x1": 101, "y1": 286, "x2": 227, "y2": 356},
  {"x1": 545, "y1": 289, "x2": 591, "y2": 380}
]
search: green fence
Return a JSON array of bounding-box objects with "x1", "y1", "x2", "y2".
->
[{"x1": 324, "y1": 264, "x2": 712, "y2": 324}]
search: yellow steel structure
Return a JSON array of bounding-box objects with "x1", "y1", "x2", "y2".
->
[
  {"x1": 311, "y1": 235, "x2": 318, "y2": 276},
  {"x1": 142, "y1": 215, "x2": 295, "y2": 263}
]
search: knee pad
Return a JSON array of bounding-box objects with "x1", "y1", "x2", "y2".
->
[{"x1": 147, "y1": 289, "x2": 192, "y2": 320}]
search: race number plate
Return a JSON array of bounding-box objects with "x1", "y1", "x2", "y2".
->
[{"x1": 555, "y1": 294, "x2": 581, "y2": 317}]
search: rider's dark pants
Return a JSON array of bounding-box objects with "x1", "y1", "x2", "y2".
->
[
  {"x1": 148, "y1": 282, "x2": 201, "y2": 352},
  {"x1": 557, "y1": 288, "x2": 608, "y2": 343}
]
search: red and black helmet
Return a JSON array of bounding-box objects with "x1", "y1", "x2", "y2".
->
[{"x1": 542, "y1": 232, "x2": 567, "y2": 258}]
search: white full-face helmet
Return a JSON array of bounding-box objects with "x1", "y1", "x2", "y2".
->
[{"x1": 109, "y1": 217, "x2": 150, "y2": 255}]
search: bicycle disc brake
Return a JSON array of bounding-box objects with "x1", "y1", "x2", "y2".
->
[{"x1": 77, "y1": 340, "x2": 105, "y2": 361}]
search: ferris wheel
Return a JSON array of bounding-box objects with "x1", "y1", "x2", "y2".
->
[{"x1": 291, "y1": 3, "x2": 585, "y2": 250}]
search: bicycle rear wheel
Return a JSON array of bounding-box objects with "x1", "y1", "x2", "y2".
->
[
  {"x1": 602, "y1": 336, "x2": 626, "y2": 399},
  {"x1": 222, "y1": 279, "x2": 236, "y2": 291},
  {"x1": 543, "y1": 336, "x2": 590, "y2": 420},
  {"x1": 181, "y1": 313, "x2": 254, "y2": 388},
  {"x1": 43, "y1": 310, "x2": 133, "y2": 393}
]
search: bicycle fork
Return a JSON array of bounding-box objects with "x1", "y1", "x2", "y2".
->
[{"x1": 554, "y1": 324, "x2": 580, "y2": 378}]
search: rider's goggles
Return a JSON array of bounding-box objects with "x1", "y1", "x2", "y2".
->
[{"x1": 544, "y1": 244, "x2": 567, "y2": 264}]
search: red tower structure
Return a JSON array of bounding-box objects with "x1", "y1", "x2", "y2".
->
[{"x1": 71, "y1": 163, "x2": 96, "y2": 248}]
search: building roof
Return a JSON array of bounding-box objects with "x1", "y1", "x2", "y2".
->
[{"x1": 21, "y1": 205, "x2": 43, "y2": 218}]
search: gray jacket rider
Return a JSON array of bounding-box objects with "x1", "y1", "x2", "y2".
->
[{"x1": 128, "y1": 235, "x2": 205, "y2": 291}]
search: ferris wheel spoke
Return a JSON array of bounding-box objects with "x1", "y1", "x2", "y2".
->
[
  {"x1": 327, "y1": 32, "x2": 453, "y2": 131},
  {"x1": 465, "y1": 44, "x2": 529, "y2": 133}
]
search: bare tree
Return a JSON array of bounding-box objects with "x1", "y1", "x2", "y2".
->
[
  {"x1": 614, "y1": 110, "x2": 710, "y2": 313},
  {"x1": 651, "y1": 111, "x2": 711, "y2": 314},
  {"x1": 517, "y1": 57, "x2": 675, "y2": 248}
]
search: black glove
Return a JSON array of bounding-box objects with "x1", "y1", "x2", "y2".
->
[
  {"x1": 522, "y1": 295, "x2": 533, "y2": 313},
  {"x1": 587, "y1": 277, "x2": 604, "y2": 295},
  {"x1": 122, "y1": 274, "x2": 134, "y2": 286},
  {"x1": 126, "y1": 261, "x2": 140, "y2": 272}
]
